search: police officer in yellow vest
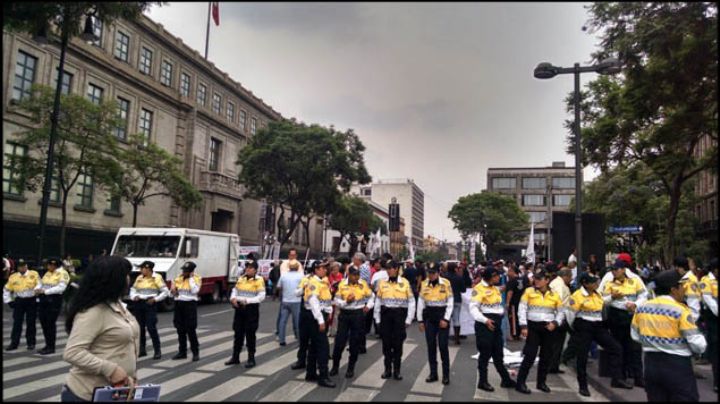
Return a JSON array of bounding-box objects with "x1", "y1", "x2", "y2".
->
[
  {"x1": 677, "y1": 256, "x2": 703, "y2": 323},
  {"x1": 129, "y1": 260, "x2": 169, "y2": 360},
  {"x1": 226, "y1": 260, "x2": 265, "y2": 368},
  {"x1": 3, "y1": 259, "x2": 39, "y2": 351},
  {"x1": 602, "y1": 258, "x2": 648, "y2": 387},
  {"x1": 329, "y1": 266, "x2": 374, "y2": 379},
  {"x1": 36, "y1": 257, "x2": 70, "y2": 355},
  {"x1": 631, "y1": 270, "x2": 707, "y2": 401},
  {"x1": 374, "y1": 259, "x2": 416, "y2": 381},
  {"x1": 417, "y1": 264, "x2": 453, "y2": 385},
  {"x1": 305, "y1": 260, "x2": 335, "y2": 388},
  {"x1": 566, "y1": 272, "x2": 633, "y2": 397},
  {"x1": 470, "y1": 267, "x2": 517, "y2": 392},
  {"x1": 170, "y1": 261, "x2": 201, "y2": 361},
  {"x1": 700, "y1": 258, "x2": 718, "y2": 392},
  {"x1": 516, "y1": 270, "x2": 564, "y2": 394}
]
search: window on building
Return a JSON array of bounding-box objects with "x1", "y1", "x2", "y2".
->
[
  {"x1": 553, "y1": 194, "x2": 573, "y2": 207},
  {"x1": 139, "y1": 47, "x2": 153, "y2": 75},
  {"x1": 114, "y1": 31, "x2": 129, "y2": 62},
  {"x1": 138, "y1": 108, "x2": 153, "y2": 145},
  {"x1": 528, "y1": 211, "x2": 547, "y2": 223},
  {"x1": 362, "y1": 187, "x2": 372, "y2": 196},
  {"x1": 197, "y1": 83, "x2": 207, "y2": 106},
  {"x1": 91, "y1": 18, "x2": 103, "y2": 47},
  {"x1": 76, "y1": 173, "x2": 94, "y2": 208},
  {"x1": 227, "y1": 102, "x2": 235, "y2": 122},
  {"x1": 209, "y1": 138, "x2": 222, "y2": 172},
  {"x1": 522, "y1": 177, "x2": 546, "y2": 189},
  {"x1": 12, "y1": 51, "x2": 37, "y2": 101},
  {"x1": 54, "y1": 68, "x2": 73, "y2": 95},
  {"x1": 114, "y1": 97, "x2": 130, "y2": 141},
  {"x1": 3, "y1": 142, "x2": 27, "y2": 196},
  {"x1": 160, "y1": 60, "x2": 172, "y2": 86},
  {"x1": 239, "y1": 110, "x2": 247, "y2": 130},
  {"x1": 180, "y1": 73, "x2": 191, "y2": 97},
  {"x1": 522, "y1": 194, "x2": 545, "y2": 206},
  {"x1": 49, "y1": 171, "x2": 61, "y2": 203},
  {"x1": 212, "y1": 93, "x2": 222, "y2": 114},
  {"x1": 87, "y1": 83, "x2": 103, "y2": 105},
  {"x1": 535, "y1": 232, "x2": 547, "y2": 242},
  {"x1": 552, "y1": 177, "x2": 575, "y2": 189},
  {"x1": 491, "y1": 177, "x2": 516, "y2": 189},
  {"x1": 107, "y1": 194, "x2": 122, "y2": 214},
  {"x1": 251, "y1": 117, "x2": 257, "y2": 135}
]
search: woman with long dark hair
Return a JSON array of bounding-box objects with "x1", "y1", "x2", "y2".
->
[{"x1": 61, "y1": 256, "x2": 139, "y2": 402}]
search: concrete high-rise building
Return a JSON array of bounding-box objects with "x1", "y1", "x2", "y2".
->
[{"x1": 351, "y1": 179, "x2": 424, "y2": 250}]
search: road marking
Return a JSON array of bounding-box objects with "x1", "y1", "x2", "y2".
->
[
  {"x1": 187, "y1": 375, "x2": 264, "y2": 401},
  {"x1": 245, "y1": 349, "x2": 299, "y2": 376},
  {"x1": 159, "y1": 371, "x2": 214, "y2": 399},
  {"x1": 198, "y1": 336, "x2": 275, "y2": 372},
  {"x1": 4, "y1": 360, "x2": 68, "y2": 381},
  {"x1": 200, "y1": 308, "x2": 234, "y2": 318},
  {"x1": 39, "y1": 394, "x2": 60, "y2": 402},
  {"x1": 137, "y1": 329, "x2": 214, "y2": 363},
  {"x1": 335, "y1": 386, "x2": 381, "y2": 401},
  {"x1": 3, "y1": 373, "x2": 66, "y2": 399},
  {"x1": 292, "y1": 339, "x2": 380, "y2": 381},
  {"x1": 405, "y1": 393, "x2": 438, "y2": 401},
  {"x1": 350, "y1": 343, "x2": 418, "y2": 388},
  {"x1": 554, "y1": 366, "x2": 607, "y2": 402},
  {"x1": 3, "y1": 356, "x2": 41, "y2": 367},
  {"x1": 472, "y1": 364, "x2": 509, "y2": 402},
  {"x1": 410, "y1": 346, "x2": 459, "y2": 395},
  {"x1": 151, "y1": 331, "x2": 234, "y2": 367},
  {"x1": 259, "y1": 380, "x2": 317, "y2": 401},
  {"x1": 137, "y1": 367, "x2": 167, "y2": 380}
]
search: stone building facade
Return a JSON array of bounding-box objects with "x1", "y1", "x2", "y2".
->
[{"x1": 2, "y1": 14, "x2": 322, "y2": 259}]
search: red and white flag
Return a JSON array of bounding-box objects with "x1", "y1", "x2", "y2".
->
[{"x1": 211, "y1": 2, "x2": 220, "y2": 26}]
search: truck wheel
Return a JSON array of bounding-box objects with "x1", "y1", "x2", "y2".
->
[
  {"x1": 211, "y1": 283, "x2": 222, "y2": 304},
  {"x1": 160, "y1": 297, "x2": 175, "y2": 312}
]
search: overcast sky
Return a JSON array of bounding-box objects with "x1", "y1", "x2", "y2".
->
[{"x1": 147, "y1": 2, "x2": 601, "y2": 242}]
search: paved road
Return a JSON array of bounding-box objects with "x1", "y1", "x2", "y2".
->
[{"x1": 0, "y1": 299, "x2": 711, "y2": 401}]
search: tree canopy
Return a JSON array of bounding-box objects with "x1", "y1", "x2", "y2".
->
[{"x1": 328, "y1": 195, "x2": 385, "y2": 256}]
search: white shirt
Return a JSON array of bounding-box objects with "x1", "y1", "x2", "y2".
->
[{"x1": 370, "y1": 270, "x2": 388, "y2": 292}]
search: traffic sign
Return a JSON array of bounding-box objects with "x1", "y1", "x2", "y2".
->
[{"x1": 608, "y1": 226, "x2": 642, "y2": 234}]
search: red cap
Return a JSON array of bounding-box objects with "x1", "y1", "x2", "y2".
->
[{"x1": 617, "y1": 253, "x2": 632, "y2": 264}]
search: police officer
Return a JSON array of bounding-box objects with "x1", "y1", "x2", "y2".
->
[
  {"x1": 129, "y1": 260, "x2": 169, "y2": 360},
  {"x1": 330, "y1": 266, "x2": 374, "y2": 378},
  {"x1": 416, "y1": 264, "x2": 453, "y2": 385},
  {"x1": 515, "y1": 270, "x2": 564, "y2": 394},
  {"x1": 374, "y1": 259, "x2": 415, "y2": 380},
  {"x1": 170, "y1": 261, "x2": 201, "y2": 361},
  {"x1": 305, "y1": 260, "x2": 335, "y2": 388},
  {"x1": 3, "y1": 259, "x2": 39, "y2": 351},
  {"x1": 36, "y1": 257, "x2": 69, "y2": 354},
  {"x1": 470, "y1": 266, "x2": 517, "y2": 392},
  {"x1": 226, "y1": 260, "x2": 266, "y2": 367},
  {"x1": 566, "y1": 272, "x2": 632, "y2": 397},
  {"x1": 631, "y1": 270, "x2": 707, "y2": 401},
  {"x1": 602, "y1": 258, "x2": 648, "y2": 387},
  {"x1": 700, "y1": 258, "x2": 718, "y2": 392},
  {"x1": 679, "y1": 256, "x2": 703, "y2": 323},
  {"x1": 291, "y1": 260, "x2": 317, "y2": 371}
]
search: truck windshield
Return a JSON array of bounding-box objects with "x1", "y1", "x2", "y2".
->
[{"x1": 114, "y1": 235, "x2": 181, "y2": 258}]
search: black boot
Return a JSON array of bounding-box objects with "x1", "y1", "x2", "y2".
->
[
  {"x1": 139, "y1": 347, "x2": 147, "y2": 358},
  {"x1": 453, "y1": 326, "x2": 461, "y2": 345},
  {"x1": 153, "y1": 350, "x2": 162, "y2": 360},
  {"x1": 500, "y1": 378, "x2": 516, "y2": 388},
  {"x1": 318, "y1": 377, "x2": 336, "y2": 388},
  {"x1": 477, "y1": 381, "x2": 494, "y2": 392},
  {"x1": 393, "y1": 363, "x2": 402, "y2": 380},
  {"x1": 329, "y1": 361, "x2": 339, "y2": 376},
  {"x1": 290, "y1": 361, "x2": 306, "y2": 370},
  {"x1": 345, "y1": 363, "x2": 355, "y2": 378},
  {"x1": 611, "y1": 378, "x2": 633, "y2": 389},
  {"x1": 515, "y1": 383, "x2": 531, "y2": 394},
  {"x1": 441, "y1": 373, "x2": 449, "y2": 385},
  {"x1": 536, "y1": 382, "x2": 551, "y2": 393},
  {"x1": 426, "y1": 373, "x2": 438, "y2": 383},
  {"x1": 381, "y1": 366, "x2": 392, "y2": 379},
  {"x1": 172, "y1": 352, "x2": 187, "y2": 360},
  {"x1": 244, "y1": 353, "x2": 256, "y2": 368},
  {"x1": 225, "y1": 352, "x2": 240, "y2": 365},
  {"x1": 579, "y1": 385, "x2": 591, "y2": 397}
]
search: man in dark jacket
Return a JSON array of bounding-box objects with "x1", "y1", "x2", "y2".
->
[{"x1": 442, "y1": 262, "x2": 466, "y2": 345}]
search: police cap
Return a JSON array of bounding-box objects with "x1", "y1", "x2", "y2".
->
[
  {"x1": 347, "y1": 266, "x2": 360, "y2": 276},
  {"x1": 654, "y1": 270, "x2": 683, "y2": 291},
  {"x1": 17, "y1": 258, "x2": 27, "y2": 267},
  {"x1": 613, "y1": 258, "x2": 626, "y2": 270},
  {"x1": 47, "y1": 257, "x2": 61, "y2": 267},
  {"x1": 579, "y1": 272, "x2": 599, "y2": 285},
  {"x1": 533, "y1": 270, "x2": 549, "y2": 280},
  {"x1": 182, "y1": 261, "x2": 197, "y2": 272},
  {"x1": 140, "y1": 260, "x2": 155, "y2": 270},
  {"x1": 245, "y1": 260, "x2": 259, "y2": 270}
]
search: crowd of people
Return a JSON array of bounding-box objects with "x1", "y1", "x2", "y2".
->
[{"x1": 2, "y1": 249, "x2": 716, "y2": 402}]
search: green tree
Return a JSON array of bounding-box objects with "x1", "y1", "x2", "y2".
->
[
  {"x1": 569, "y1": 2, "x2": 717, "y2": 263},
  {"x1": 9, "y1": 85, "x2": 122, "y2": 256},
  {"x1": 448, "y1": 192, "x2": 529, "y2": 256},
  {"x1": 237, "y1": 120, "x2": 371, "y2": 250},
  {"x1": 328, "y1": 195, "x2": 382, "y2": 255},
  {"x1": 109, "y1": 134, "x2": 203, "y2": 227}
]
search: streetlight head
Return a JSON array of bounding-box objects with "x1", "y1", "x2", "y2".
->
[
  {"x1": 534, "y1": 62, "x2": 558, "y2": 79},
  {"x1": 80, "y1": 15, "x2": 99, "y2": 42},
  {"x1": 596, "y1": 57, "x2": 622, "y2": 75}
]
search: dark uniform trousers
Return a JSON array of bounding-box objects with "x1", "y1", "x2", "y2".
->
[
  {"x1": 297, "y1": 302, "x2": 311, "y2": 365},
  {"x1": 475, "y1": 313, "x2": 512, "y2": 384},
  {"x1": 424, "y1": 307, "x2": 450, "y2": 377},
  {"x1": 174, "y1": 301, "x2": 199, "y2": 355},
  {"x1": 380, "y1": 307, "x2": 408, "y2": 371},
  {"x1": 132, "y1": 300, "x2": 161, "y2": 353},
  {"x1": 517, "y1": 321, "x2": 556, "y2": 386},
  {"x1": 644, "y1": 352, "x2": 699, "y2": 402},
  {"x1": 607, "y1": 307, "x2": 643, "y2": 380},
  {"x1": 11, "y1": 297, "x2": 37, "y2": 347},
  {"x1": 570, "y1": 318, "x2": 623, "y2": 388},
  {"x1": 306, "y1": 311, "x2": 330, "y2": 379},
  {"x1": 332, "y1": 309, "x2": 365, "y2": 366},
  {"x1": 38, "y1": 294, "x2": 62, "y2": 349},
  {"x1": 232, "y1": 303, "x2": 260, "y2": 356},
  {"x1": 703, "y1": 308, "x2": 718, "y2": 388},
  {"x1": 548, "y1": 322, "x2": 569, "y2": 371}
]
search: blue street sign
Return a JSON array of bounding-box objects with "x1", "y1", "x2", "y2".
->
[{"x1": 608, "y1": 226, "x2": 642, "y2": 234}]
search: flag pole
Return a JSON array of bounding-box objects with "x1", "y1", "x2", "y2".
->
[{"x1": 204, "y1": 2, "x2": 211, "y2": 59}]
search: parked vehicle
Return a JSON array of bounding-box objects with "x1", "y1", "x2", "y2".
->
[{"x1": 111, "y1": 227, "x2": 240, "y2": 311}]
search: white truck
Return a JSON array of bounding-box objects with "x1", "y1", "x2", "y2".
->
[{"x1": 111, "y1": 227, "x2": 241, "y2": 311}]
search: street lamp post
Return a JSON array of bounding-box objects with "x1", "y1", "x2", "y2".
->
[{"x1": 533, "y1": 57, "x2": 621, "y2": 266}]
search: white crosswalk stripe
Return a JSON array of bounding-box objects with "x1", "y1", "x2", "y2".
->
[
  {"x1": 198, "y1": 335, "x2": 276, "y2": 372},
  {"x1": 3, "y1": 357, "x2": 41, "y2": 367},
  {"x1": 349, "y1": 343, "x2": 418, "y2": 389},
  {"x1": 152, "y1": 331, "x2": 234, "y2": 367},
  {"x1": 187, "y1": 375, "x2": 264, "y2": 401},
  {"x1": 410, "y1": 346, "x2": 460, "y2": 395},
  {"x1": 259, "y1": 380, "x2": 317, "y2": 402},
  {"x1": 158, "y1": 371, "x2": 214, "y2": 399}
]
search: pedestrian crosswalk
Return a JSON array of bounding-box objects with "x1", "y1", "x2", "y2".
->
[{"x1": 3, "y1": 324, "x2": 605, "y2": 402}]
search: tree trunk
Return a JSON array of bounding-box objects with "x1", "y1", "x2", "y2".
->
[
  {"x1": 664, "y1": 176, "x2": 683, "y2": 266},
  {"x1": 132, "y1": 203, "x2": 139, "y2": 227}
]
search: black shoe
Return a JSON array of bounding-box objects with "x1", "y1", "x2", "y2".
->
[
  {"x1": 318, "y1": 378, "x2": 336, "y2": 388},
  {"x1": 393, "y1": 371, "x2": 403, "y2": 380},
  {"x1": 192, "y1": 354, "x2": 199, "y2": 362},
  {"x1": 26, "y1": 345, "x2": 35, "y2": 350},
  {"x1": 634, "y1": 378, "x2": 645, "y2": 388},
  {"x1": 291, "y1": 362, "x2": 306, "y2": 370},
  {"x1": 172, "y1": 352, "x2": 187, "y2": 360},
  {"x1": 138, "y1": 351, "x2": 147, "y2": 358},
  {"x1": 579, "y1": 387, "x2": 591, "y2": 397},
  {"x1": 225, "y1": 358, "x2": 240, "y2": 366},
  {"x1": 500, "y1": 379, "x2": 517, "y2": 388},
  {"x1": 38, "y1": 347, "x2": 55, "y2": 355},
  {"x1": 611, "y1": 379, "x2": 633, "y2": 389},
  {"x1": 329, "y1": 366, "x2": 339, "y2": 376},
  {"x1": 359, "y1": 347, "x2": 367, "y2": 354},
  {"x1": 153, "y1": 352, "x2": 162, "y2": 360},
  {"x1": 459, "y1": 335, "x2": 468, "y2": 339},
  {"x1": 279, "y1": 342, "x2": 287, "y2": 346},
  {"x1": 548, "y1": 369, "x2": 565, "y2": 374},
  {"x1": 536, "y1": 383, "x2": 551, "y2": 393},
  {"x1": 305, "y1": 373, "x2": 319, "y2": 381},
  {"x1": 515, "y1": 383, "x2": 531, "y2": 394},
  {"x1": 244, "y1": 358, "x2": 255, "y2": 368},
  {"x1": 345, "y1": 368, "x2": 354, "y2": 378},
  {"x1": 381, "y1": 368, "x2": 392, "y2": 379},
  {"x1": 477, "y1": 381, "x2": 494, "y2": 392},
  {"x1": 5, "y1": 344, "x2": 18, "y2": 352},
  {"x1": 426, "y1": 374, "x2": 438, "y2": 383},
  {"x1": 442, "y1": 376, "x2": 449, "y2": 385}
]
